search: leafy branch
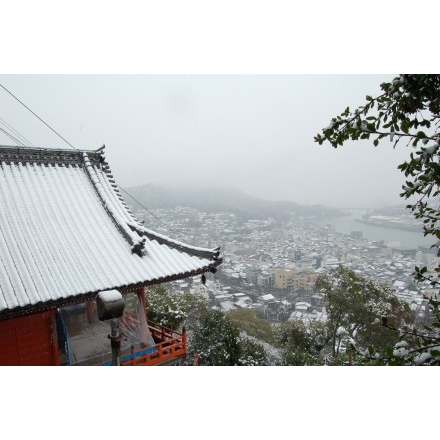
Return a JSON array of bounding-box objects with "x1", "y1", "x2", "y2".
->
[
  {"x1": 314, "y1": 74, "x2": 440, "y2": 366},
  {"x1": 315, "y1": 74, "x2": 440, "y2": 287}
]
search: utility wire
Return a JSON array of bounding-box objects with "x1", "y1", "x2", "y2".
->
[
  {"x1": 117, "y1": 185, "x2": 186, "y2": 239},
  {"x1": 0, "y1": 82, "x2": 184, "y2": 240},
  {"x1": 0, "y1": 83, "x2": 78, "y2": 151},
  {"x1": 0, "y1": 117, "x2": 38, "y2": 149},
  {"x1": 0, "y1": 126, "x2": 26, "y2": 146}
]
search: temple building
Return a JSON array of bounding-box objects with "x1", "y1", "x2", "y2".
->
[{"x1": 0, "y1": 145, "x2": 222, "y2": 365}]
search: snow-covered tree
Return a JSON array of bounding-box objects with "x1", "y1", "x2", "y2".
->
[
  {"x1": 363, "y1": 295, "x2": 440, "y2": 366},
  {"x1": 188, "y1": 308, "x2": 241, "y2": 365},
  {"x1": 315, "y1": 74, "x2": 440, "y2": 287},
  {"x1": 315, "y1": 75, "x2": 440, "y2": 364},
  {"x1": 228, "y1": 308, "x2": 274, "y2": 344},
  {"x1": 274, "y1": 318, "x2": 329, "y2": 366},
  {"x1": 146, "y1": 286, "x2": 269, "y2": 365},
  {"x1": 316, "y1": 266, "x2": 412, "y2": 361},
  {"x1": 187, "y1": 308, "x2": 269, "y2": 366},
  {"x1": 145, "y1": 285, "x2": 207, "y2": 330}
]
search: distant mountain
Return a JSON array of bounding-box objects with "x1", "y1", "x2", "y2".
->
[{"x1": 123, "y1": 183, "x2": 343, "y2": 221}]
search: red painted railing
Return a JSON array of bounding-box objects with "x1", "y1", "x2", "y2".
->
[{"x1": 121, "y1": 320, "x2": 186, "y2": 366}]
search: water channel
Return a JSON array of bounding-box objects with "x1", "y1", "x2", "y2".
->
[{"x1": 312, "y1": 208, "x2": 434, "y2": 250}]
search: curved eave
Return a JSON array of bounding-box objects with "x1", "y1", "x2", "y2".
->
[{"x1": 0, "y1": 258, "x2": 222, "y2": 322}]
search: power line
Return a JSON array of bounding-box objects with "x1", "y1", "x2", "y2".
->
[
  {"x1": 0, "y1": 82, "x2": 182, "y2": 239},
  {"x1": 0, "y1": 83, "x2": 78, "y2": 151},
  {"x1": 0, "y1": 126, "x2": 25, "y2": 146},
  {"x1": 117, "y1": 185, "x2": 185, "y2": 239},
  {"x1": 0, "y1": 118, "x2": 38, "y2": 149}
]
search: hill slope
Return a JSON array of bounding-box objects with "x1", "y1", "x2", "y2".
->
[{"x1": 123, "y1": 184, "x2": 342, "y2": 221}]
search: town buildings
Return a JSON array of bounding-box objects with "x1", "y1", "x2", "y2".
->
[{"x1": 137, "y1": 205, "x2": 438, "y2": 326}]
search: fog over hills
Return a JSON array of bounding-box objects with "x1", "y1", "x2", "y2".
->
[{"x1": 124, "y1": 183, "x2": 344, "y2": 221}]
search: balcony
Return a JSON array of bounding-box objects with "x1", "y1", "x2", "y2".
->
[
  {"x1": 120, "y1": 320, "x2": 187, "y2": 366},
  {"x1": 58, "y1": 300, "x2": 187, "y2": 366}
]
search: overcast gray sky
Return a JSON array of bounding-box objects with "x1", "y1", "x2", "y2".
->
[{"x1": 0, "y1": 74, "x2": 413, "y2": 208}]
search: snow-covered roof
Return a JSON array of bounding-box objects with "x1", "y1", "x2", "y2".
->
[
  {"x1": 219, "y1": 300, "x2": 235, "y2": 312},
  {"x1": 0, "y1": 146, "x2": 222, "y2": 318},
  {"x1": 235, "y1": 299, "x2": 252, "y2": 308}
]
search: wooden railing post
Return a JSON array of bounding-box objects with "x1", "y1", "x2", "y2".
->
[{"x1": 182, "y1": 326, "x2": 187, "y2": 354}]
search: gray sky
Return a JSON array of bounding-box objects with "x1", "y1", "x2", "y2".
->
[{"x1": 0, "y1": 74, "x2": 412, "y2": 209}]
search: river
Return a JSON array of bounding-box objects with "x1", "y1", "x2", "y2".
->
[{"x1": 312, "y1": 208, "x2": 435, "y2": 250}]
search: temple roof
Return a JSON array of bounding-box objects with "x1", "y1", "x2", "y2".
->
[{"x1": 0, "y1": 145, "x2": 222, "y2": 319}]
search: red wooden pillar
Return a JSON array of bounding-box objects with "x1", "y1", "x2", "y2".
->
[{"x1": 0, "y1": 310, "x2": 59, "y2": 366}]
